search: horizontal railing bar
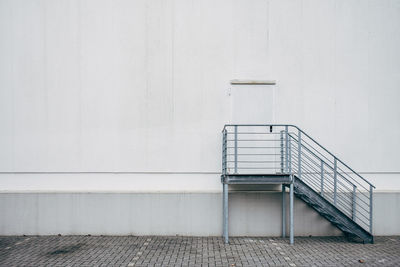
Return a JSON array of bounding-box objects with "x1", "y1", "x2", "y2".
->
[
  {"x1": 293, "y1": 129, "x2": 375, "y2": 188},
  {"x1": 290, "y1": 136, "x2": 358, "y2": 189},
  {"x1": 318, "y1": 192, "x2": 352, "y2": 214},
  {"x1": 315, "y1": 171, "x2": 369, "y2": 205},
  {"x1": 227, "y1": 160, "x2": 281, "y2": 163},
  {"x1": 290, "y1": 133, "x2": 336, "y2": 166},
  {"x1": 290, "y1": 168, "x2": 350, "y2": 201},
  {"x1": 322, "y1": 171, "x2": 370, "y2": 201},
  {"x1": 354, "y1": 217, "x2": 370, "y2": 229},
  {"x1": 227, "y1": 139, "x2": 279, "y2": 141},
  {"x1": 292, "y1": 146, "x2": 357, "y2": 191},
  {"x1": 294, "y1": 157, "x2": 324, "y2": 179},
  {"x1": 351, "y1": 201, "x2": 371, "y2": 215},
  {"x1": 353, "y1": 209, "x2": 371, "y2": 222},
  {"x1": 227, "y1": 153, "x2": 279, "y2": 156},
  {"x1": 335, "y1": 165, "x2": 371, "y2": 189},
  {"x1": 301, "y1": 174, "x2": 354, "y2": 209},
  {"x1": 223, "y1": 124, "x2": 293, "y2": 130},
  {"x1": 350, "y1": 193, "x2": 370, "y2": 208},
  {"x1": 227, "y1": 146, "x2": 282, "y2": 149},
  {"x1": 320, "y1": 187, "x2": 370, "y2": 210},
  {"x1": 356, "y1": 214, "x2": 371, "y2": 224},
  {"x1": 290, "y1": 140, "x2": 331, "y2": 168},
  {"x1": 336, "y1": 171, "x2": 370, "y2": 191},
  {"x1": 233, "y1": 167, "x2": 281, "y2": 169},
  {"x1": 322, "y1": 163, "x2": 370, "y2": 191},
  {"x1": 226, "y1": 132, "x2": 282, "y2": 135},
  {"x1": 292, "y1": 162, "x2": 356, "y2": 208}
]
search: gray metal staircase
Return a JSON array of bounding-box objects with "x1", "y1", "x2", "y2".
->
[
  {"x1": 292, "y1": 176, "x2": 373, "y2": 243},
  {"x1": 221, "y1": 124, "x2": 375, "y2": 244}
]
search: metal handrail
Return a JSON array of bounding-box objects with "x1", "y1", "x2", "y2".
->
[
  {"x1": 223, "y1": 124, "x2": 375, "y2": 188},
  {"x1": 222, "y1": 124, "x2": 374, "y2": 234}
]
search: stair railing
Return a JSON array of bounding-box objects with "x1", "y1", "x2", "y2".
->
[{"x1": 222, "y1": 124, "x2": 375, "y2": 234}]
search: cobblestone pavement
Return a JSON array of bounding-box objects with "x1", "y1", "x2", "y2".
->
[{"x1": 0, "y1": 235, "x2": 399, "y2": 266}]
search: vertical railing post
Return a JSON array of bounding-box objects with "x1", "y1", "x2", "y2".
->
[
  {"x1": 282, "y1": 185, "x2": 286, "y2": 237},
  {"x1": 297, "y1": 130, "x2": 302, "y2": 179},
  {"x1": 223, "y1": 183, "x2": 229, "y2": 243},
  {"x1": 288, "y1": 134, "x2": 292, "y2": 174},
  {"x1": 222, "y1": 129, "x2": 227, "y2": 175},
  {"x1": 352, "y1": 185, "x2": 357, "y2": 221},
  {"x1": 333, "y1": 158, "x2": 337, "y2": 206},
  {"x1": 234, "y1": 126, "x2": 238, "y2": 174},
  {"x1": 320, "y1": 160, "x2": 324, "y2": 196},
  {"x1": 369, "y1": 185, "x2": 373, "y2": 234},
  {"x1": 222, "y1": 128, "x2": 229, "y2": 243},
  {"x1": 285, "y1": 126, "x2": 289, "y2": 173},
  {"x1": 289, "y1": 177, "x2": 294, "y2": 245},
  {"x1": 280, "y1": 130, "x2": 284, "y2": 173}
]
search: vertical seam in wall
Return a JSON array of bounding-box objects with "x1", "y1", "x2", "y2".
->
[
  {"x1": 11, "y1": 1, "x2": 15, "y2": 171},
  {"x1": 266, "y1": 0, "x2": 274, "y2": 124},
  {"x1": 145, "y1": 1, "x2": 149, "y2": 168},
  {"x1": 77, "y1": 0, "x2": 83, "y2": 170},
  {"x1": 333, "y1": 0, "x2": 337, "y2": 148},
  {"x1": 42, "y1": 0, "x2": 49, "y2": 166},
  {"x1": 171, "y1": 0, "x2": 175, "y2": 125},
  {"x1": 300, "y1": 0, "x2": 304, "y2": 122},
  {"x1": 266, "y1": 0, "x2": 270, "y2": 74},
  {"x1": 366, "y1": 0, "x2": 371, "y2": 168}
]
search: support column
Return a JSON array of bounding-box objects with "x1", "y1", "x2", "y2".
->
[
  {"x1": 280, "y1": 131, "x2": 284, "y2": 173},
  {"x1": 223, "y1": 183, "x2": 229, "y2": 244},
  {"x1": 285, "y1": 126, "x2": 289, "y2": 173},
  {"x1": 282, "y1": 185, "x2": 286, "y2": 237},
  {"x1": 289, "y1": 180, "x2": 294, "y2": 245},
  {"x1": 369, "y1": 185, "x2": 373, "y2": 234}
]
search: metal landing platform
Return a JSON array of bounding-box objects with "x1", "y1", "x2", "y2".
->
[{"x1": 222, "y1": 174, "x2": 292, "y2": 185}]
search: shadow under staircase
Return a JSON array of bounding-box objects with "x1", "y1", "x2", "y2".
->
[{"x1": 221, "y1": 125, "x2": 374, "y2": 244}]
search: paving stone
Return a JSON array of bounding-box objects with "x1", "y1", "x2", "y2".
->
[{"x1": 0, "y1": 236, "x2": 399, "y2": 266}]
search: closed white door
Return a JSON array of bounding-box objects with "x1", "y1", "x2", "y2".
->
[
  {"x1": 230, "y1": 84, "x2": 274, "y2": 124},
  {"x1": 229, "y1": 83, "x2": 276, "y2": 174}
]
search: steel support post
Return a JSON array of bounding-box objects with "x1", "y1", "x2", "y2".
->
[
  {"x1": 333, "y1": 158, "x2": 337, "y2": 206},
  {"x1": 223, "y1": 183, "x2": 229, "y2": 244},
  {"x1": 234, "y1": 126, "x2": 238, "y2": 174},
  {"x1": 352, "y1": 185, "x2": 357, "y2": 221},
  {"x1": 280, "y1": 131, "x2": 284, "y2": 173},
  {"x1": 285, "y1": 126, "x2": 289, "y2": 173},
  {"x1": 222, "y1": 130, "x2": 226, "y2": 175},
  {"x1": 289, "y1": 179, "x2": 294, "y2": 245},
  {"x1": 369, "y1": 185, "x2": 373, "y2": 234},
  {"x1": 297, "y1": 130, "x2": 302, "y2": 180},
  {"x1": 282, "y1": 185, "x2": 286, "y2": 237},
  {"x1": 288, "y1": 135, "x2": 292, "y2": 173}
]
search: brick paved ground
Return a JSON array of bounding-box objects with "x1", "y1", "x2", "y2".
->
[{"x1": 0, "y1": 236, "x2": 399, "y2": 266}]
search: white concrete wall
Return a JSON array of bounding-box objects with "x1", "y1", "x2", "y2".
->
[
  {"x1": 1, "y1": 0, "x2": 400, "y2": 191},
  {"x1": 0, "y1": 192, "x2": 398, "y2": 236},
  {"x1": 0, "y1": 0, "x2": 400, "y2": 234},
  {"x1": 0, "y1": 192, "x2": 343, "y2": 236}
]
